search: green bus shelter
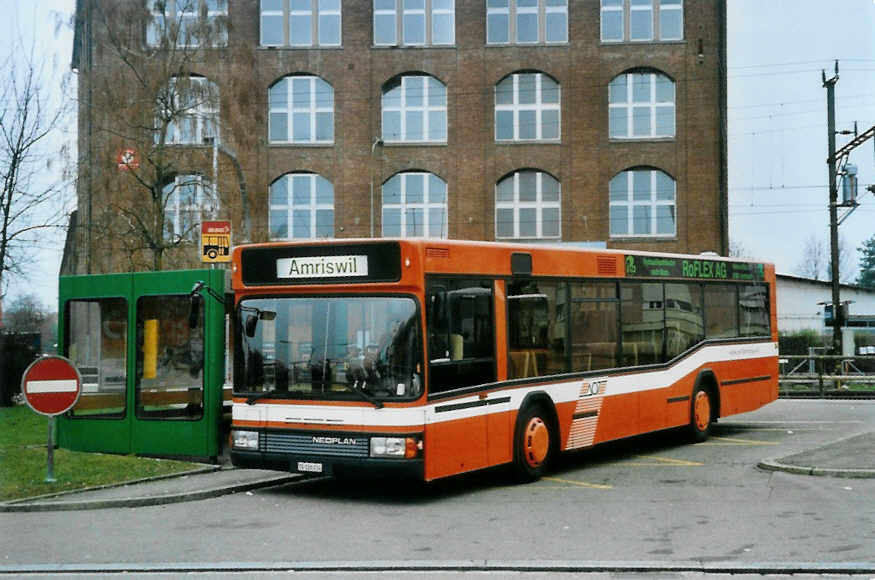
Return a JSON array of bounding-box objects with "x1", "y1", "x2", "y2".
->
[{"x1": 56, "y1": 269, "x2": 229, "y2": 460}]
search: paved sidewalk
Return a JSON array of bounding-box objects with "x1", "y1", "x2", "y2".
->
[
  {"x1": 0, "y1": 467, "x2": 302, "y2": 512},
  {"x1": 758, "y1": 432, "x2": 875, "y2": 478}
]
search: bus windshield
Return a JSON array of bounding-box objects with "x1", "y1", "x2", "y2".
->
[{"x1": 235, "y1": 296, "x2": 422, "y2": 402}]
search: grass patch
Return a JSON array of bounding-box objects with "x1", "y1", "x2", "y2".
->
[{"x1": 0, "y1": 405, "x2": 203, "y2": 502}]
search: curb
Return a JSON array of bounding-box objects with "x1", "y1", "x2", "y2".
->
[
  {"x1": 757, "y1": 459, "x2": 875, "y2": 479},
  {"x1": 0, "y1": 470, "x2": 302, "y2": 512}
]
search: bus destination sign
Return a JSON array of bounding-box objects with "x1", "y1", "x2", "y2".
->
[
  {"x1": 624, "y1": 255, "x2": 764, "y2": 281},
  {"x1": 241, "y1": 242, "x2": 402, "y2": 286},
  {"x1": 277, "y1": 255, "x2": 368, "y2": 279}
]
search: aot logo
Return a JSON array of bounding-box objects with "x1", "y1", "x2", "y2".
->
[{"x1": 581, "y1": 380, "x2": 607, "y2": 397}]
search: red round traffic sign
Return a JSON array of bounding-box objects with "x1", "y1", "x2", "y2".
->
[{"x1": 20, "y1": 356, "x2": 83, "y2": 416}]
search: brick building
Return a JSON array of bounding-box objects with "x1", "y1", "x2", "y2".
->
[{"x1": 66, "y1": 0, "x2": 727, "y2": 274}]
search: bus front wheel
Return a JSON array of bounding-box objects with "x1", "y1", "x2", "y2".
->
[
  {"x1": 687, "y1": 385, "x2": 714, "y2": 443},
  {"x1": 512, "y1": 404, "x2": 554, "y2": 482}
]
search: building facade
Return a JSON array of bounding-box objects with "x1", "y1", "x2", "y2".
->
[{"x1": 67, "y1": 0, "x2": 727, "y2": 274}]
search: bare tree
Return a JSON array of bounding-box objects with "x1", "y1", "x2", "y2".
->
[
  {"x1": 795, "y1": 233, "x2": 855, "y2": 283},
  {"x1": 795, "y1": 234, "x2": 827, "y2": 280},
  {"x1": 84, "y1": 1, "x2": 250, "y2": 272},
  {"x1": 0, "y1": 48, "x2": 70, "y2": 307}
]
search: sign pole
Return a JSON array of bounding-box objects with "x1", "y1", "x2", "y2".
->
[
  {"x1": 21, "y1": 355, "x2": 83, "y2": 485},
  {"x1": 46, "y1": 416, "x2": 56, "y2": 483}
]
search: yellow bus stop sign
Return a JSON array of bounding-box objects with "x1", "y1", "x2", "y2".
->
[{"x1": 201, "y1": 221, "x2": 231, "y2": 263}]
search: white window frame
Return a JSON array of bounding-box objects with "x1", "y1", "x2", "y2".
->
[
  {"x1": 494, "y1": 170, "x2": 561, "y2": 240},
  {"x1": 486, "y1": 0, "x2": 568, "y2": 46},
  {"x1": 381, "y1": 172, "x2": 448, "y2": 238},
  {"x1": 373, "y1": 0, "x2": 455, "y2": 47},
  {"x1": 600, "y1": 0, "x2": 683, "y2": 43},
  {"x1": 269, "y1": 173, "x2": 335, "y2": 240},
  {"x1": 260, "y1": 0, "x2": 343, "y2": 47},
  {"x1": 161, "y1": 76, "x2": 220, "y2": 146},
  {"x1": 608, "y1": 71, "x2": 675, "y2": 139},
  {"x1": 495, "y1": 72, "x2": 561, "y2": 142},
  {"x1": 381, "y1": 75, "x2": 448, "y2": 143},
  {"x1": 268, "y1": 75, "x2": 335, "y2": 144},
  {"x1": 609, "y1": 168, "x2": 676, "y2": 238},
  {"x1": 148, "y1": 0, "x2": 228, "y2": 48},
  {"x1": 163, "y1": 174, "x2": 218, "y2": 242}
]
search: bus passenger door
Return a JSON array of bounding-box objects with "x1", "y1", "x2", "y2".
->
[{"x1": 424, "y1": 279, "x2": 496, "y2": 479}]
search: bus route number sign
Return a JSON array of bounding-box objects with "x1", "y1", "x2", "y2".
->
[{"x1": 201, "y1": 221, "x2": 231, "y2": 263}]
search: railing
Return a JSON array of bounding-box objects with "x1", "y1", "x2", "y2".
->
[{"x1": 779, "y1": 352, "x2": 875, "y2": 398}]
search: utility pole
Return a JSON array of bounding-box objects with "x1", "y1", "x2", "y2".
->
[
  {"x1": 823, "y1": 62, "x2": 841, "y2": 358},
  {"x1": 822, "y1": 60, "x2": 875, "y2": 358}
]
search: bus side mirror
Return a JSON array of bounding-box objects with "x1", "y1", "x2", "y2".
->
[{"x1": 245, "y1": 314, "x2": 258, "y2": 338}]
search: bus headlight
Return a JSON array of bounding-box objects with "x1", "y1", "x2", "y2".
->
[
  {"x1": 232, "y1": 430, "x2": 259, "y2": 450},
  {"x1": 370, "y1": 437, "x2": 421, "y2": 459}
]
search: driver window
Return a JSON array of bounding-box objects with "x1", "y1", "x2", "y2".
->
[{"x1": 427, "y1": 278, "x2": 495, "y2": 393}]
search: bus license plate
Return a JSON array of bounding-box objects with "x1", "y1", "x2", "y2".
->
[{"x1": 297, "y1": 461, "x2": 323, "y2": 473}]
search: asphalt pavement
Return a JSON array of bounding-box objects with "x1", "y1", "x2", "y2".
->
[{"x1": 2, "y1": 431, "x2": 873, "y2": 513}]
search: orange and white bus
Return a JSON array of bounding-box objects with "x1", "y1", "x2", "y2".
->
[{"x1": 229, "y1": 240, "x2": 777, "y2": 482}]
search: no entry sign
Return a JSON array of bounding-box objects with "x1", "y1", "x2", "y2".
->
[{"x1": 21, "y1": 356, "x2": 82, "y2": 416}]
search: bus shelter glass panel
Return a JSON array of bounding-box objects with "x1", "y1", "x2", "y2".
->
[
  {"x1": 67, "y1": 298, "x2": 128, "y2": 417},
  {"x1": 136, "y1": 295, "x2": 204, "y2": 420}
]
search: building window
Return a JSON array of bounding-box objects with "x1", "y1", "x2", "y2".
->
[
  {"x1": 382, "y1": 75, "x2": 447, "y2": 143},
  {"x1": 495, "y1": 72, "x2": 560, "y2": 142},
  {"x1": 157, "y1": 75, "x2": 220, "y2": 146},
  {"x1": 260, "y1": 0, "x2": 342, "y2": 47},
  {"x1": 373, "y1": 0, "x2": 455, "y2": 47},
  {"x1": 609, "y1": 168, "x2": 676, "y2": 237},
  {"x1": 495, "y1": 170, "x2": 561, "y2": 240},
  {"x1": 487, "y1": 0, "x2": 567, "y2": 45},
  {"x1": 147, "y1": 0, "x2": 228, "y2": 47},
  {"x1": 382, "y1": 172, "x2": 448, "y2": 238},
  {"x1": 601, "y1": 0, "x2": 683, "y2": 42},
  {"x1": 163, "y1": 174, "x2": 217, "y2": 242},
  {"x1": 269, "y1": 173, "x2": 335, "y2": 239},
  {"x1": 268, "y1": 75, "x2": 334, "y2": 144},
  {"x1": 609, "y1": 70, "x2": 675, "y2": 139}
]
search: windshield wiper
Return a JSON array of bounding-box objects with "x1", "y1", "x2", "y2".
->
[{"x1": 341, "y1": 380, "x2": 384, "y2": 409}]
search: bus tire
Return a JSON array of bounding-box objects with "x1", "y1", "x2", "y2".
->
[
  {"x1": 687, "y1": 384, "x2": 714, "y2": 443},
  {"x1": 512, "y1": 404, "x2": 554, "y2": 482}
]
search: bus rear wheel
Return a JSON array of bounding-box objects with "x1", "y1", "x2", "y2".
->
[
  {"x1": 512, "y1": 404, "x2": 554, "y2": 482},
  {"x1": 687, "y1": 385, "x2": 714, "y2": 443}
]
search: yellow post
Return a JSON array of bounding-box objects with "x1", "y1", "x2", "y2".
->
[{"x1": 143, "y1": 319, "x2": 159, "y2": 379}]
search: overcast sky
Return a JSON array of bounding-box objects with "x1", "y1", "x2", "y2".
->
[{"x1": 2, "y1": 0, "x2": 875, "y2": 312}]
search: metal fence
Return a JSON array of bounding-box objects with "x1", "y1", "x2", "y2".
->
[{"x1": 779, "y1": 352, "x2": 875, "y2": 398}]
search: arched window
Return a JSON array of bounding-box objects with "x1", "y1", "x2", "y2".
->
[
  {"x1": 382, "y1": 172, "x2": 448, "y2": 238},
  {"x1": 269, "y1": 75, "x2": 334, "y2": 144},
  {"x1": 158, "y1": 75, "x2": 219, "y2": 145},
  {"x1": 382, "y1": 75, "x2": 447, "y2": 143},
  {"x1": 495, "y1": 72, "x2": 560, "y2": 142},
  {"x1": 269, "y1": 173, "x2": 335, "y2": 240},
  {"x1": 609, "y1": 70, "x2": 675, "y2": 139},
  {"x1": 163, "y1": 174, "x2": 217, "y2": 241},
  {"x1": 495, "y1": 170, "x2": 560, "y2": 240},
  {"x1": 609, "y1": 168, "x2": 676, "y2": 237}
]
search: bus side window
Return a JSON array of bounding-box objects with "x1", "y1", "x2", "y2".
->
[{"x1": 427, "y1": 278, "x2": 495, "y2": 393}]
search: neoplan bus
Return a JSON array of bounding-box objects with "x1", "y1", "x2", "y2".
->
[{"x1": 229, "y1": 240, "x2": 778, "y2": 482}]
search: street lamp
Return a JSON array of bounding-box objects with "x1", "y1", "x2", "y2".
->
[{"x1": 369, "y1": 138, "x2": 383, "y2": 238}]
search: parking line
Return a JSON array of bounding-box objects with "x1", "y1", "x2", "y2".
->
[
  {"x1": 630, "y1": 455, "x2": 703, "y2": 466},
  {"x1": 542, "y1": 476, "x2": 613, "y2": 490},
  {"x1": 703, "y1": 436, "x2": 779, "y2": 446}
]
